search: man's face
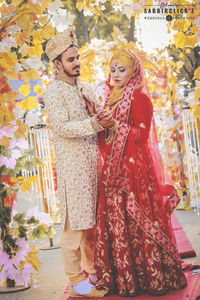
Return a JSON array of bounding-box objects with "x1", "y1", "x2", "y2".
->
[{"x1": 56, "y1": 46, "x2": 81, "y2": 77}]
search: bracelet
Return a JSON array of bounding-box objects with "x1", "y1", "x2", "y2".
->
[{"x1": 112, "y1": 119, "x2": 119, "y2": 132}]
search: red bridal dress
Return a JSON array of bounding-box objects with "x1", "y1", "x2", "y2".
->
[{"x1": 94, "y1": 58, "x2": 187, "y2": 296}]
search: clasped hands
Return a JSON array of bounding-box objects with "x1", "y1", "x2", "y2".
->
[{"x1": 82, "y1": 94, "x2": 115, "y2": 129}]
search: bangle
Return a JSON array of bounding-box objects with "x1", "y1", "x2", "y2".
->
[{"x1": 112, "y1": 120, "x2": 119, "y2": 132}]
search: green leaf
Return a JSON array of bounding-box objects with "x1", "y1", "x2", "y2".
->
[
  {"x1": 25, "y1": 148, "x2": 36, "y2": 157},
  {"x1": 0, "y1": 205, "x2": 11, "y2": 226},
  {"x1": 27, "y1": 216, "x2": 39, "y2": 225},
  {"x1": 13, "y1": 212, "x2": 26, "y2": 225},
  {"x1": 29, "y1": 224, "x2": 49, "y2": 240},
  {"x1": 0, "y1": 189, "x2": 8, "y2": 200},
  {"x1": 3, "y1": 234, "x2": 18, "y2": 254},
  {"x1": 0, "y1": 145, "x2": 11, "y2": 157},
  {"x1": 31, "y1": 156, "x2": 44, "y2": 167},
  {"x1": 24, "y1": 161, "x2": 35, "y2": 172},
  {"x1": 0, "y1": 166, "x2": 9, "y2": 176},
  {"x1": 18, "y1": 225, "x2": 28, "y2": 240}
]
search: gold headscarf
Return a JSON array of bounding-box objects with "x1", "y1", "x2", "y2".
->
[{"x1": 107, "y1": 49, "x2": 137, "y2": 106}]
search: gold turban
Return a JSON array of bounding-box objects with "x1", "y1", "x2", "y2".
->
[
  {"x1": 107, "y1": 49, "x2": 137, "y2": 106},
  {"x1": 45, "y1": 26, "x2": 78, "y2": 61}
]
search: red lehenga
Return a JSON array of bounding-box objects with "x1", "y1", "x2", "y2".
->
[{"x1": 94, "y1": 53, "x2": 187, "y2": 296}]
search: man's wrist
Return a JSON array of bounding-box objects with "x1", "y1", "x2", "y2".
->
[{"x1": 90, "y1": 115, "x2": 104, "y2": 132}]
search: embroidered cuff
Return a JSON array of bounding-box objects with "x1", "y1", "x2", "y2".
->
[{"x1": 90, "y1": 115, "x2": 104, "y2": 132}]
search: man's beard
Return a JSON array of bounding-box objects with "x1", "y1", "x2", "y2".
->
[{"x1": 62, "y1": 64, "x2": 80, "y2": 77}]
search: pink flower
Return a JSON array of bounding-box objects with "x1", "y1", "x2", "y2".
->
[
  {"x1": 15, "y1": 263, "x2": 35, "y2": 287},
  {"x1": 0, "y1": 248, "x2": 37, "y2": 286},
  {"x1": 15, "y1": 269, "x2": 25, "y2": 286},
  {"x1": 9, "y1": 138, "x2": 28, "y2": 150},
  {"x1": 8, "y1": 140, "x2": 16, "y2": 149},
  {"x1": 21, "y1": 263, "x2": 36, "y2": 286},
  {"x1": 0, "y1": 126, "x2": 16, "y2": 139},
  {"x1": 26, "y1": 208, "x2": 53, "y2": 226},
  {"x1": 16, "y1": 238, "x2": 27, "y2": 248},
  {"x1": 0, "y1": 270, "x2": 6, "y2": 281},
  {"x1": 0, "y1": 251, "x2": 10, "y2": 265},
  {"x1": 14, "y1": 239, "x2": 31, "y2": 265},
  {"x1": 0, "y1": 252, "x2": 16, "y2": 280},
  {"x1": 0, "y1": 156, "x2": 16, "y2": 169},
  {"x1": 11, "y1": 149, "x2": 21, "y2": 159},
  {"x1": 6, "y1": 264, "x2": 17, "y2": 280}
]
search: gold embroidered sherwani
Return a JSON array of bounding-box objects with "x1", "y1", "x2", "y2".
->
[{"x1": 44, "y1": 78, "x2": 103, "y2": 230}]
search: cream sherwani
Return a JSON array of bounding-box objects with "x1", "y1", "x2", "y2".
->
[
  {"x1": 44, "y1": 78, "x2": 102, "y2": 231},
  {"x1": 44, "y1": 77, "x2": 104, "y2": 285}
]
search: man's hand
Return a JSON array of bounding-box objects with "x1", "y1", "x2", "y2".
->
[
  {"x1": 99, "y1": 115, "x2": 115, "y2": 128},
  {"x1": 82, "y1": 94, "x2": 96, "y2": 115},
  {"x1": 86, "y1": 99, "x2": 96, "y2": 115},
  {"x1": 82, "y1": 93, "x2": 114, "y2": 128}
]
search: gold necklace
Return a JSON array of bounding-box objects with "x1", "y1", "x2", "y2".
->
[{"x1": 106, "y1": 100, "x2": 121, "y2": 115}]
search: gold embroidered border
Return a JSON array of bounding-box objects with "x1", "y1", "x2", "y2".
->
[
  {"x1": 126, "y1": 192, "x2": 181, "y2": 265},
  {"x1": 105, "y1": 83, "x2": 135, "y2": 186}
]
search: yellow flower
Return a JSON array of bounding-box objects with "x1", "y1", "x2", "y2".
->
[
  {"x1": 19, "y1": 83, "x2": 31, "y2": 97},
  {"x1": 193, "y1": 66, "x2": 200, "y2": 80},
  {"x1": 34, "y1": 84, "x2": 44, "y2": 95},
  {"x1": 1, "y1": 136, "x2": 10, "y2": 147},
  {"x1": 14, "y1": 119, "x2": 28, "y2": 138}
]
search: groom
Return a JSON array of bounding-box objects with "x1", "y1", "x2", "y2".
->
[{"x1": 44, "y1": 26, "x2": 113, "y2": 297}]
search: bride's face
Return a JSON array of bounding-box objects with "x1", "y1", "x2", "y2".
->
[{"x1": 110, "y1": 61, "x2": 129, "y2": 88}]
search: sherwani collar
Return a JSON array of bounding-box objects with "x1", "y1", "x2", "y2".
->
[{"x1": 56, "y1": 73, "x2": 79, "y2": 86}]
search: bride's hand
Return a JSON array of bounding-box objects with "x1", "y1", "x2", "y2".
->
[
  {"x1": 99, "y1": 115, "x2": 115, "y2": 128},
  {"x1": 95, "y1": 103, "x2": 110, "y2": 119}
]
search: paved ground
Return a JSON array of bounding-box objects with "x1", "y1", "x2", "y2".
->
[{"x1": 0, "y1": 209, "x2": 200, "y2": 300}]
